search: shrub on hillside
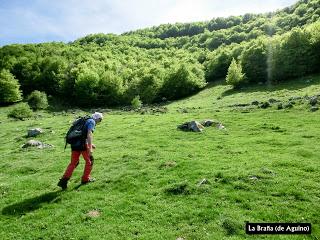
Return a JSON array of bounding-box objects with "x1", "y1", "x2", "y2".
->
[
  {"x1": 0, "y1": 69, "x2": 22, "y2": 104},
  {"x1": 96, "y1": 71, "x2": 124, "y2": 106},
  {"x1": 226, "y1": 58, "x2": 245, "y2": 88},
  {"x1": 240, "y1": 38, "x2": 268, "y2": 84},
  {"x1": 27, "y1": 90, "x2": 48, "y2": 110},
  {"x1": 131, "y1": 95, "x2": 142, "y2": 109},
  {"x1": 74, "y1": 68, "x2": 99, "y2": 106},
  {"x1": 270, "y1": 28, "x2": 315, "y2": 82},
  {"x1": 8, "y1": 103, "x2": 33, "y2": 120},
  {"x1": 161, "y1": 64, "x2": 206, "y2": 100}
]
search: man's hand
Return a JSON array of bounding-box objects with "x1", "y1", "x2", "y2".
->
[{"x1": 92, "y1": 144, "x2": 96, "y2": 149}]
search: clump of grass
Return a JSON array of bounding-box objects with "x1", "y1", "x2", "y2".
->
[
  {"x1": 164, "y1": 181, "x2": 192, "y2": 195},
  {"x1": 7, "y1": 103, "x2": 33, "y2": 120},
  {"x1": 221, "y1": 217, "x2": 241, "y2": 235}
]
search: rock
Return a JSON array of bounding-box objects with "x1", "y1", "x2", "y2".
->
[
  {"x1": 178, "y1": 121, "x2": 204, "y2": 132},
  {"x1": 310, "y1": 106, "x2": 319, "y2": 112},
  {"x1": 289, "y1": 96, "x2": 302, "y2": 101},
  {"x1": 251, "y1": 101, "x2": 259, "y2": 105},
  {"x1": 201, "y1": 119, "x2": 220, "y2": 127},
  {"x1": 86, "y1": 210, "x2": 101, "y2": 218},
  {"x1": 197, "y1": 178, "x2": 209, "y2": 186},
  {"x1": 189, "y1": 121, "x2": 205, "y2": 132},
  {"x1": 277, "y1": 103, "x2": 283, "y2": 110},
  {"x1": 309, "y1": 96, "x2": 318, "y2": 106},
  {"x1": 268, "y1": 98, "x2": 278, "y2": 103},
  {"x1": 217, "y1": 123, "x2": 226, "y2": 130},
  {"x1": 284, "y1": 103, "x2": 293, "y2": 109},
  {"x1": 27, "y1": 128, "x2": 44, "y2": 137},
  {"x1": 260, "y1": 102, "x2": 270, "y2": 109},
  {"x1": 249, "y1": 176, "x2": 259, "y2": 180},
  {"x1": 22, "y1": 140, "x2": 53, "y2": 149}
]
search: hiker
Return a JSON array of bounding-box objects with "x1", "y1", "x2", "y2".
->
[{"x1": 58, "y1": 112, "x2": 103, "y2": 190}]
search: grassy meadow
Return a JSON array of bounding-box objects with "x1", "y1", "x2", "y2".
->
[{"x1": 0, "y1": 75, "x2": 320, "y2": 239}]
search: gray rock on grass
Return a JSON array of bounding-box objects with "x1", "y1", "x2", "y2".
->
[
  {"x1": 27, "y1": 128, "x2": 44, "y2": 137},
  {"x1": 309, "y1": 96, "x2": 318, "y2": 106},
  {"x1": 22, "y1": 140, "x2": 53, "y2": 149},
  {"x1": 178, "y1": 121, "x2": 204, "y2": 132}
]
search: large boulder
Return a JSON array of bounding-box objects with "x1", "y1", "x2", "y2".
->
[
  {"x1": 22, "y1": 140, "x2": 53, "y2": 149},
  {"x1": 27, "y1": 128, "x2": 44, "y2": 137},
  {"x1": 178, "y1": 120, "x2": 225, "y2": 132},
  {"x1": 178, "y1": 121, "x2": 204, "y2": 132}
]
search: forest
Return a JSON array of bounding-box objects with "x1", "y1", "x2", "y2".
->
[{"x1": 1, "y1": 0, "x2": 320, "y2": 107}]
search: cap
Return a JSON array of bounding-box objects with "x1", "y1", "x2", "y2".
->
[{"x1": 92, "y1": 112, "x2": 103, "y2": 120}]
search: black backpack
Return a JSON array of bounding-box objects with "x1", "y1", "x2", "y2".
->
[{"x1": 65, "y1": 116, "x2": 92, "y2": 150}]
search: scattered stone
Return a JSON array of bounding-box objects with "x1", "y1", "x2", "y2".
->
[
  {"x1": 178, "y1": 121, "x2": 204, "y2": 132},
  {"x1": 217, "y1": 123, "x2": 226, "y2": 130},
  {"x1": 268, "y1": 98, "x2": 278, "y2": 103},
  {"x1": 229, "y1": 103, "x2": 250, "y2": 107},
  {"x1": 309, "y1": 96, "x2": 318, "y2": 106},
  {"x1": 177, "y1": 237, "x2": 185, "y2": 240},
  {"x1": 201, "y1": 119, "x2": 219, "y2": 127},
  {"x1": 22, "y1": 140, "x2": 53, "y2": 149},
  {"x1": 27, "y1": 128, "x2": 44, "y2": 137},
  {"x1": 310, "y1": 106, "x2": 319, "y2": 112},
  {"x1": 86, "y1": 210, "x2": 101, "y2": 218},
  {"x1": 249, "y1": 176, "x2": 259, "y2": 180},
  {"x1": 197, "y1": 178, "x2": 209, "y2": 186},
  {"x1": 251, "y1": 101, "x2": 259, "y2": 105},
  {"x1": 260, "y1": 102, "x2": 270, "y2": 109},
  {"x1": 277, "y1": 103, "x2": 283, "y2": 110},
  {"x1": 289, "y1": 96, "x2": 302, "y2": 101},
  {"x1": 284, "y1": 103, "x2": 293, "y2": 109}
]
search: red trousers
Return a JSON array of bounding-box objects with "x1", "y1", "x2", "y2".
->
[{"x1": 63, "y1": 149, "x2": 93, "y2": 182}]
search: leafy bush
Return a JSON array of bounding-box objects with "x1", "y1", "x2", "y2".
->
[
  {"x1": 74, "y1": 68, "x2": 99, "y2": 106},
  {"x1": 0, "y1": 69, "x2": 22, "y2": 104},
  {"x1": 96, "y1": 71, "x2": 124, "y2": 106},
  {"x1": 27, "y1": 90, "x2": 48, "y2": 110},
  {"x1": 161, "y1": 64, "x2": 206, "y2": 100},
  {"x1": 8, "y1": 103, "x2": 33, "y2": 120},
  {"x1": 240, "y1": 38, "x2": 268, "y2": 83},
  {"x1": 226, "y1": 58, "x2": 245, "y2": 87},
  {"x1": 131, "y1": 95, "x2": 142, "y2": 109}
]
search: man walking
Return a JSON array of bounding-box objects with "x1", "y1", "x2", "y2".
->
[{"x1": 58, "y1": 112, "x2": 103, "y2": 190}]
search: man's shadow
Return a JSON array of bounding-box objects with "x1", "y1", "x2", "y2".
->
[{"x1": 2, "y1": 190, "x2": 62, "y2": 216}]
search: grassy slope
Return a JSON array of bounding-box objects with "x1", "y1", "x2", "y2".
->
[{"x1": 0, "y1": 75, "x2": 320, "y2": 240}]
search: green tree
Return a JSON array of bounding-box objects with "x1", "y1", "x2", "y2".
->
[
  {"x1": 96, "y1": 71, "x2": 124, "y2": 106},
  {"x1": 0, "y1": 69, "x2": 22, "y2": 104},
  {"x1": 27, "y1": 90, "x2": 48, "y2": 110},
  {"x1": 161, "y1": 64, "x2": 206, "y2": 100},
  {"x1": 226, "y1": 58, "x2": 245, "y2": 88},
  {"x1": 240, "y1": 38, "x2": 268, "y2": 83},
  {"x1": 74, "y1": 68, "x2": 100, "y2": 106}
]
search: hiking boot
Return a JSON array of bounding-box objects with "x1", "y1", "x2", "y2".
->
[
  {"x1": 81, "y1": 177, "x2": 96, "y2": 185},
  {"x1": 57, "y1": 178, "x2": 68, "y2": 190}
]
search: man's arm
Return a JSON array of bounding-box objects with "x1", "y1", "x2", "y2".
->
[{"x1": 87, "y1": 130, "x2": 93, "y2": 156}]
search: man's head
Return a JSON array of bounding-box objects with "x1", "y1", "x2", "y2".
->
[{"x1": 92, "y1": 112, "x2": 103, "y2": 124}]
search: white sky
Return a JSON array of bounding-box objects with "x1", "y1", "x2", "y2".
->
[{"x1": 0, "y1": 0, "x2": 297, "y2": 46}]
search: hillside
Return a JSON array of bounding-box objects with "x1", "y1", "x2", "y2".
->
[
  {"x1": 1, "y1": 0, "x2": 320, "y2": 109},
  {"x1": 0, "y1": 74, "x2": 319, "y2": 239}
]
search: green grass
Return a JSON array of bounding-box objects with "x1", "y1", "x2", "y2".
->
[{"x1": 1, "y1": 75, "x2": 320, "y2": 239}]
